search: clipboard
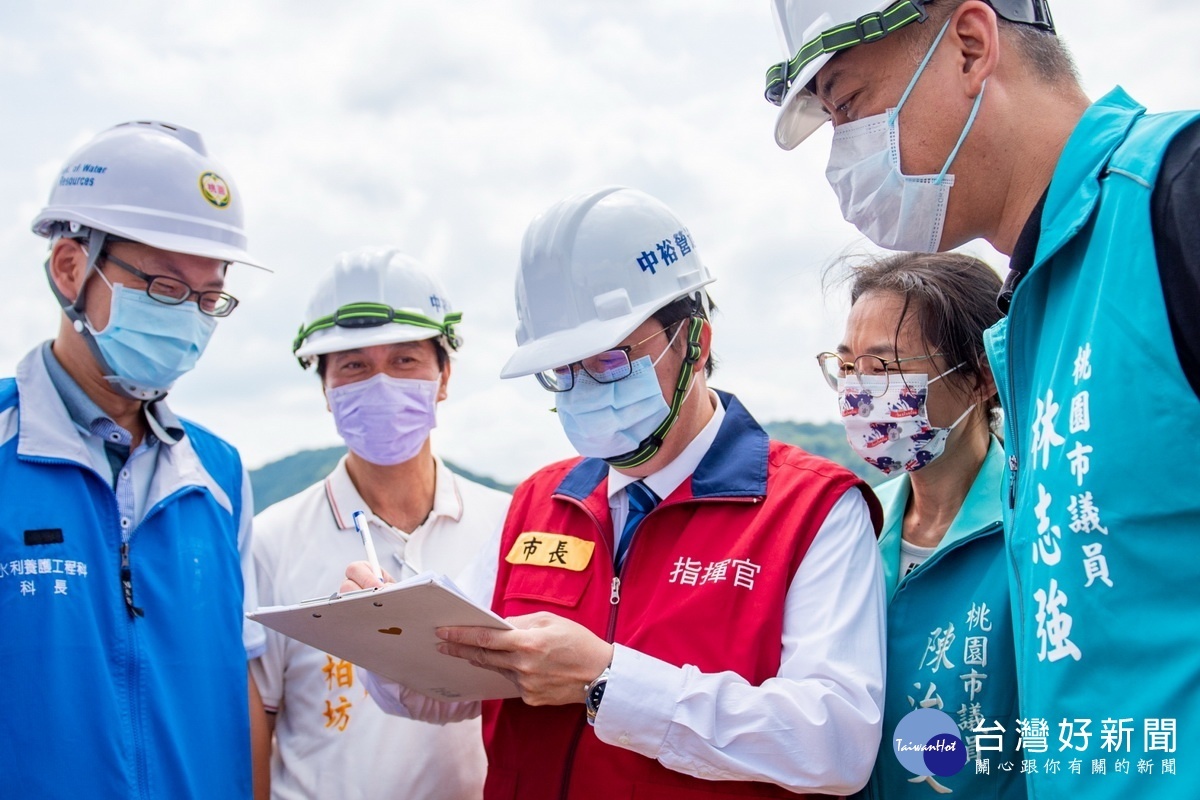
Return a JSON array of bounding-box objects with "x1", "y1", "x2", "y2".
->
[{"x1": 248, "y1": 573, "x2": 520, "y2": 702}]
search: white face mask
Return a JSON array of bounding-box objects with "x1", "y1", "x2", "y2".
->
[
  {"x1": 838, "y1": 367, "x2": 975, "y2": 476},
  {"x1": 824, "y1": 18, "x2": 985, "y2": 253},
  {"x1": 555, "y1": 324, "x2": 692, "y2": 460}
]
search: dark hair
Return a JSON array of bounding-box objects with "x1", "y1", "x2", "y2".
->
[
  {"x1": 316, "y1": 339, "x2": 450, "y2": 381},
  {"x1": 837, "y1": 251, "x2": 1003, "y2": 423},
  {"x1": 910, "y1": 1, "x2": 1079, "y2": 84},
  {"x1": 651, "y1": 292, "x2": 718, "y2": 377}
]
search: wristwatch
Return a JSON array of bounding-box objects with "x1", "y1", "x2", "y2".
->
[{"x1": 584, "y1": 666, "x2": 611, "y2": 725}]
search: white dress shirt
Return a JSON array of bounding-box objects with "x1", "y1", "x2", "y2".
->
[{"x1": 366, "y1": 391, "x2": 886, "y2": 795}]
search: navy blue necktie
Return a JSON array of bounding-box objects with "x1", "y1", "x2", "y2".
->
[{"x1": 616, "y1": 480, "x2": 659, "y2": 569}]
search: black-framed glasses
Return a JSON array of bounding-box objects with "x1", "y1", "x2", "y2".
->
[
  {"x1": 815, "y1": 351, "x2": 945, "y2": 398},
  {"x1": 101, "y1": 251, "x2": 239, "y2": 317},
  {"x1": 536, "y1": 326, "x2": 676, "y2": 393}
]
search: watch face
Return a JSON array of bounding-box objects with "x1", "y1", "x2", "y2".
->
[
  {"x1": 589, "y1": 680, "x2": 606, "y2": 709},
  {"x1": 585, "y1": 667, "x2": 611, "y2": 721}
]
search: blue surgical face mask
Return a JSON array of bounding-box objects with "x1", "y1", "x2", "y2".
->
[
  {"x1": 825, "y1": 18, "x2": 986, "y2": 253},
  {"x1": 87, "y1": 276, "x2": 217, "y2": 393},
  {"x1": 555, "y1": 327, "x2": 691, "y2": 460}
]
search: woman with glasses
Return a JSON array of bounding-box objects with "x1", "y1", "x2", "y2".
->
[{"x1": 820, "y1": 252, "x2": 1024, "y2": 799}]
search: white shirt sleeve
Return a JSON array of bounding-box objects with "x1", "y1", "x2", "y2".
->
[
  {"x1": 362, "y1": 519, "x2": 504, "y2": 723},
  {"x1": 239, "y1": 466, "x2": 267, "y2": 660},
  {"x1": 592, "y1": 487, "x2": 887, "y2": 795}
]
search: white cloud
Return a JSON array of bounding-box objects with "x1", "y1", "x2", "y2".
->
[{"x1": 0, "y1": 1, "x2": 1195, "y2": 484}]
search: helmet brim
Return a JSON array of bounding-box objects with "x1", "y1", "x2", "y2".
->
[
  {"x1": 295, "y1": 324, "x2": 443, "y2": 360},
  {"x1": 118, "y1": 226, "x2": 268, "y2": 270},
  {"x1": 499, "y1": 278, "x2": 714, "y2": 379},
  {"x1": 772, "y1": 51, "x2": 836, "y2": 150},
  {"x1": 31, "y1": 211, "x2": 268, "y2": 271}
]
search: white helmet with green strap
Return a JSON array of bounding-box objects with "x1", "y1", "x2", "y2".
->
[
  {"x1": 765, "y1": 0, "x2": 1056, "y2": 149},
  {"x1": 294, "y1": 247, "x2": 461, "y2": 369}
]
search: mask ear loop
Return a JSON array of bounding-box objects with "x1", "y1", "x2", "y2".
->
[
  {"x1": 927, "y1": 360, "x2": 977, "y2": 431},
  {"x1": 935, "y1": 80, "x2": 986, "y2": 184},
  {"x1": 605, "y1": 315, "x2": 705, "y2": 470},
  {"x1": 884, "y1": 15, "x2": 985, "y2": 185},
  {"x1": 887, "y1": 17, "x2": 954, "y2": 126},
  {"x1": 928, "y1": 360, "x2": 967, "y2": 385},
  {"x1": 650, "y1": 319, "x2": 686, "y2": 368},
  {"x1": 943, "y1": 401, "x2": 978, "y2": 432}
]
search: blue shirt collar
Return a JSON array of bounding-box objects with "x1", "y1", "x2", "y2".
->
[{"x1": 40, "y1": 341, "x2": 183, "y2": 446}]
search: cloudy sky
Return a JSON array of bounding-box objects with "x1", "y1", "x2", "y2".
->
[{"x1": 1, "y1": 1, "x2": 1196, "y2": 485}]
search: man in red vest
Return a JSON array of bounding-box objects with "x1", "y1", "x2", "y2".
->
[{"x1": 345, "y1": 187, "x2": 886, "y2": 799}]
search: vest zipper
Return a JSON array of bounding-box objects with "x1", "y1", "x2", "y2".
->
[
  {"x1": 553, "y1": 491, "x2": 763, "y2": 799},
  {"x1": 1000, "y1": 314, "x2": 1027, "y2": 661},
  {"x1": 554, "y1": 495, "x2": 610, "y2": 800},
  {"x1": 22, "y1": 454, "x2": 152, "y2": 796},
  {"x1": 893, "y1": 523, "x2": 1003, "y2": 596}
]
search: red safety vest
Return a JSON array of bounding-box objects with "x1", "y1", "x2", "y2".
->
[{"x1": 483, "y1": 393, "x2": 881, "y2": 800}]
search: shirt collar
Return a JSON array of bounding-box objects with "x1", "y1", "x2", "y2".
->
[
  {"x1": 40, "y1": 341, "x2": 183, "y2": 446},
  {"x1": 607, "y1": 389, "x2": 725, "y2": 502},
  {"x1": 877, "y1": 436, "x2": 1006, "y2": 599},
  {"x1": 997, "y1": 188, "x2": 1047, "y2": 316},
  {"x1": 323, "y1": 454, "x2": 464, "y2": 532}
]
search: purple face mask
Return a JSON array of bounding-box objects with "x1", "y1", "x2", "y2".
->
[{"x1": 328, "y1": 374, "x2": 439, "y2": 466}]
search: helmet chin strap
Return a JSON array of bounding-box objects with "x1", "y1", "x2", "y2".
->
[
  {"x1": 43, "y1": 226, "x2": 168, "y2": 402},
  {"x1": 605, "y1": 315, "x2": 705, "y2": 470}
]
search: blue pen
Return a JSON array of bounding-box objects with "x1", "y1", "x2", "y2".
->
[{"x1": 352, "y1": 510, "x2": 384, "y2": 583}]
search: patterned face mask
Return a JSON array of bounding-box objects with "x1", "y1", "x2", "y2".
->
[{"x1": 838, "y1": 367, "x2": 974, "y2": 476}]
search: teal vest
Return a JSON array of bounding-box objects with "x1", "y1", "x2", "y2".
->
[
  {"x1": 985, "y1": 88, "x2": 1200, "y2": 799},
  {"x1": 861, "y1": 438, "x2": 1024, "y2": 799}
]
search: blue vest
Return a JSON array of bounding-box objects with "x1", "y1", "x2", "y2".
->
[
  {"x1": 0, "y1": 376, "x2": 252, "y2": 798},
  {"x1": 985, "y1": 88, "x2": 1200, "y2": 798},
  {"x1": 860, "y1": 438, "x2": 1024, "y2": 799}
]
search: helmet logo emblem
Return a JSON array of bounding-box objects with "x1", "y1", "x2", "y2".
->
[{"x1": 199, "y1": 172, "x2": 232, "y2": 208}]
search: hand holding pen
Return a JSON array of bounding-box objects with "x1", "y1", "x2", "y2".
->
[{"x1": 341, "y1": 510, "x2": 392, "y2": 592}]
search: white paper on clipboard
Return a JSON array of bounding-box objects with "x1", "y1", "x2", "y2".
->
[{"x1": 248, "y1": 572, "x2": 519, "y2": 702}]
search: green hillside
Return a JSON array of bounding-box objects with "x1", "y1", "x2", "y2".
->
[
  {"x1": 248, "y1": 421, "x2": 875, "y2": 513},
  {"x1": 763, "y1": 420, "x2": 883, "y2": 487}
]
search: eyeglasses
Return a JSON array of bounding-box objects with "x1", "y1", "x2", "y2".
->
[
  {"x1": 815, "y1": 351, "x2": 945, "y2": 398},
  {"x1": 536, "y1": 326, "x2": 677, "y2": 393},
  {"x1": 100, "y1": 251, "x2": 239, "y2": 317}
]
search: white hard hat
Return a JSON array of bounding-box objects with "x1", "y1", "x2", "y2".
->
[
  {"x1": 768, "y1": 0, "x2": 916, "y2": 150},
  {"x1": 293, "y1": 247, "x2": 461, "y2": 368},
  {"x1": 500, "y1": 186, "x2": 714, "y2": 380},
  {"x1": 31, "y1": 120, "x2": 265, "y2": 268},
  {"x1": 766, "y1": 0, "x2": 1055, "y2": 149}
]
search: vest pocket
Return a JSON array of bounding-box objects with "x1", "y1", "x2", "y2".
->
[{"x1": 501, "y1": 563, "x2": 593, "y2": 609}]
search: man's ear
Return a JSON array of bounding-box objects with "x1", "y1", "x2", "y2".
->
[
  {"x1": 694, "y1": 319, "x2": 713, "y2": 373},
  {"x1": 48, "y1": 238, "x2": 88, "y2": 304},
  {"x1": 950, "y1": 0, "x2": 1001, "y2": 98},
  {"x1": 437, "y1": 358, "x2": 452, "y2": 403}
]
